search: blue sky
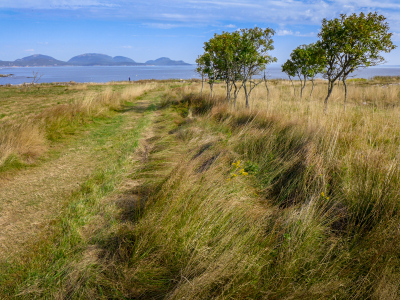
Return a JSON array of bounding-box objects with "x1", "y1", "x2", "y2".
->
[{"x1": 1, "y1": 0, "x2": 400, "y2": 64}]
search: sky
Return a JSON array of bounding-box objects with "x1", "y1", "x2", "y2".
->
[{"x1": 1, "y1": 0, "x2": 400, "y2": 65}]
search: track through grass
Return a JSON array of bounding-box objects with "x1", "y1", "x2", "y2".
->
[{"x1": 0, "y1": 92, "x2": 160, "y2": 298}]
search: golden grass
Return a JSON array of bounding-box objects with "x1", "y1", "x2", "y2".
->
[
  {"x1": 120, "y1": 82, "x2": 159, "y2": 100},
  {"x1": 0, "y1": 121, "x2": 46, "y2": 166},
  {"x1": 0, "y1": 83, "x2": 154, "y2": 171},
  {"x1": 3, "y1": 79, "x2": 400, "y2": 299},
  {"x1": 106, "y1": 79, "x2": 400, "y2": 298}
]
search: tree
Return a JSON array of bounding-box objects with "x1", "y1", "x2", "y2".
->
[
  {"x1": 305, "y1": 44, "x2": 325, "y2": 99},
  {"x1": 195, "y1": 55, "x2": 206, "y2": 97},
  {"x1": 281, "y1": 44, "x2": 325, "y2": 100},
  {"x1": 236, "y1": 27, "x2": 277, "y2": 108},
  {"x1": 281, "y1": 59, "x2": 297, "y2": 96},
  {"x1": 195, "y1": 52, "x2": 217, "y2": 98},
  {"x1": 197, "y1": 27, "x2": 276, "y2": 108},
  {"x1": 201, "y1": 31, "x2": 240, "y2": 102},
  {"x1": 318, "y1": 12, "x2": 396, "y2": 113}
]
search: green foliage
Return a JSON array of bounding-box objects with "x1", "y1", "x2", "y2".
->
[
  {"x1": 317, "y1": 12, "x2": 396, "y2": 111},
  {"x1": 197, "y1": 27, "x2": 277, "y2": 107},
  {"x1": 0, "y1": 154, "x2": 28, "y2": 173},
  {"x1": 282, "y1": 43, "x2": 325, "y2": 99}
]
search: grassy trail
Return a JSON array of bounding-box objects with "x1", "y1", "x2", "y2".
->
[
  {"x1": 3, "y1": 79, "x2": 400, "y2": 299},
  {"x1": 0, "y1": 95, "x2": 156, "y2": 263}
]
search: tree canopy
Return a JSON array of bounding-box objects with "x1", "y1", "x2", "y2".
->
[
  {"x1": 282, "y1": 43, "x2": 325, "y2": 99},
  {"x1": 318, "y1": 12, "x2": 396, "y2": 112},
  {"x1": 197, "y1": 27, "x2": 276, "y2": 108}
]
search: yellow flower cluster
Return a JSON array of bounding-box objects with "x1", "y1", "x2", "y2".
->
[
  {"x1": 321, "y1": 192, "x2": 329, "y2": 200},
  {"x1": 229, "y1": 160, "x2": 248, "y2": 180}
]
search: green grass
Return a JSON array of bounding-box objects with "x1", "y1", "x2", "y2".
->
[
  {"x1": 0, "y1": 154, "x2": 29, "y2": 173},
  {"x1": 0, "y1": 101, "x2": 155, "y2": 299},
  {"x1": 2, "y1": 82, "x2": 400, "y2": 299}
]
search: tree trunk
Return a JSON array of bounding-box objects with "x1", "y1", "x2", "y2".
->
[
  {"x1": 324, "y1": 81, "x2": 334, "y2": 114},
  {"x1": 226, "y1": 79, "x2": 230, "y2": 103},
  {"x1": 343, "y1": 78, "x2": 348, "y2": 112},
  {"x1": 243, "y1": 82, "x2": 250, "y2": 108},
  {"x1": 233, "y1": 83, "x2": 238, "y2": 108},
  {"x1": 300, "y1": 78, "x2": 306, "y2": 100},
  {"x1": 310, "y1": 78, "x2": 315, "y2": 99},
  {"x1": 264, "y1": 78, "x2": 270, "y2": 111},
  {"x1": 201, "y1": 74, "x2": 204, "y2": 97},
  {"x1": 289, "y1": 76, "x2": 296, "y2": 96}
]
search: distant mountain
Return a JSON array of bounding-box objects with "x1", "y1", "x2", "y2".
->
[
  {"x1": 68, "y1": 53, "x2": 115, "y2": 66},
  {"x1": 0, "y1": 60, "x2": 11, "y2": 66},
  {"x1": 13, "y1": 54, "x2": 67, "y2": 66},
  {"x1": 0, "y1": 54, "x2": 190, "y2": 67},
  {"x1": 68, "y1": 53, "x2": 142, "y2": 66},
  {"x1": 145, "y1": 57, "x2": 190, "y2": 66},
  {"x1": 113, "y1": 56, "x2": 136, "y2": 63}
]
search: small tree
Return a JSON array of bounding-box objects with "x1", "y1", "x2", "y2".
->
[
  {"x1": 196, "y1": 52, "x2": 217, "y2": 98},
  {"x1": 202, "y1": 31, "x2": 240, "y2": 102},
  {"x1": 318, "y1": 12, "x2": 396, "y2": 113},
  {"x1": 198, "y1": 27, "x2": 276, "y2": 108},
  {"x1": 282, "y1": 44, "x2": 325, "y2": 100},
  {"x1": 195, "y1": 55, "x2": 206, "y2": 97},
  {"x1": 236, "y1": 27, "x2": 276, "y2": 108},
  {"x1": 281, "y1": 59, "x2": 297, "y2": 96},
  {"x1": 306, "y1": 43, "x2": 325, "y2": 99}
]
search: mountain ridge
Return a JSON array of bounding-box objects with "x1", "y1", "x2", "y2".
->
[
  {"x1": 145, "y1": 57, "x2": 189, "y2": 66},
  {"x1": 0, "y1": 53, "x2": 190, "y2": 67}
]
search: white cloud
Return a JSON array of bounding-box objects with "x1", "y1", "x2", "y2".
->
[
  {"x1": 144, "y1": 23, "x2": 181, "y2": 29},
  {"x1": 392, "y1": 32, "x2": 400, "y2": 41},
  {"x1": 277, "y1": 29, "x2": 294, "y2": 36},
  {"x1": 295, "y1": 31, "x2": 317, "y2": 37},
  {"x1": 225, "y1": 24, "x2": 236, "y2": 28},
  {"x1": 161, "y1": 13, "x2": 188, "y2": 21},
  {"x1": 187, "y1": 0, "x2": 261, "y2": 8},
  {"x1": 2, "y1": 0, "x2": 400, "y2": 32},
  {"x1": 121, "y1": 45, "x2": 132, "y2": 49},
  {"x1": 0, "y1": 0, "x2": 116, "y2": 9}
]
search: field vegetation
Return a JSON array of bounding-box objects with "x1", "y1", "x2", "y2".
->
[
  {"x1": 1, "y1": 76, "x2": 400, "y2": 299},
  {"x1": 0, "y1": 82, "x2": 157, "y2": 173}
]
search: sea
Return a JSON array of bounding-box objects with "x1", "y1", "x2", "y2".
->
[{"x1": 1, "y1": 65, "x2": 400, "y2": 85}]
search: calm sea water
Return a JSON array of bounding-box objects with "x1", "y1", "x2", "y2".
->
[{"x1": 1, "y1": 65, "x2": 400, "y2": 85}]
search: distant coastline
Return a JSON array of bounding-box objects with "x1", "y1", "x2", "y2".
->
[{"x1": 0, "y1": 54, "x2": 191, "y2": 67}]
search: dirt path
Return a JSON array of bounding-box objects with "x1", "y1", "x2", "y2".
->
[
  {"x1": 0, "y1": 144, "x2": 101, "y2": 259},
  {"x1": 0, "y1": 100, "x2": 152, "y2": 261}
]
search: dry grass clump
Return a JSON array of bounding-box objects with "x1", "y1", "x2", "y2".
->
[
  {"x1": 121, "y1": 83, "x2": 158, "y2": 101},
  {"x1": 0, "y1": 84, "x2": 150, "y2": 171},
  {"x1": 3, "y1": 79, "x2": 400, "y2": 299},
  {"x1": 0, "y1": 121, "x2": 46, "y2": 167},
  {"x1": 78, "y1": 98, "x2": 341, "y2": 299},
  {"x1": 106, "y1": 81, "x2": 400, "y2": 298}
]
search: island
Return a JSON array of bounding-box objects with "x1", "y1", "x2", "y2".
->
[{"x1": 0, "y1": 54, "x2": 191, "y2": 67}]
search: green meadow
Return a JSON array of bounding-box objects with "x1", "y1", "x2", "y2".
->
[{"x1": 1, "y1": 78, "x2": 400, "y2": 299}]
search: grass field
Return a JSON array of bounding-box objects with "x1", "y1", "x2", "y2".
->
[{"x1": 1, "y1": 77, "x2": 400, "y2": 299}]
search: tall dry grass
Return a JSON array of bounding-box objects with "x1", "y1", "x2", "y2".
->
[
  {"x1": 177, "y1": 79, "x2": 400, "y2": 298},
  {"x1": 102, "y1": 80, "x2": 400, "y2": 298},
  {"x1": 121, "y1": 82, "x2": 159, "y2": 101},
  {"x1": 0, "y1": 121, "x2": 46, "y2": 167},
  {"x1": 0, "y1": 84, "x2": 152, "y2": 171},
  {"x1": 3, "y1": 79, "x2": 400, "y2": 299}
]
